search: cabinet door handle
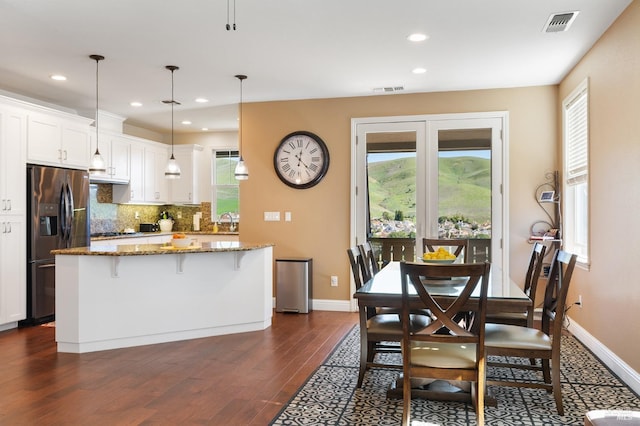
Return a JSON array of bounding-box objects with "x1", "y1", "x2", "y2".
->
[
  {"x1": 63, "y1": 150, "x2": 68, "y2": 160},
  {"x1": 1, "y1": 199, "x2": 5, "y2": 211},
  {"x1": 58, "y1": 149, "x2": 63, "y2": 160},
  {"x1": 6, "y1": 199, "x2": 10, "y2": 211},
  {"x1": 6, "y1": 222, "x2": 10, "y2": 233}
]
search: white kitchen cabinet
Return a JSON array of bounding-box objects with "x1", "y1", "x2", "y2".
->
[
  {"x1": 0, "y1": 104, "x2": 27, "y2": 328},
  {"x1": 0, "y1": 218, "x2": 26, "y2": 327},
  {"x1": 0, "y1": 106, "x2": 27, "y2": 217},
  {"x1": 112, "y1": 140, "x2": 144, "y2": 203},
  {"x1": 170, "y1": 144, "x2": 208, "y2": 204},
  {"x1": 27, "y1": 112, "x2": 92, "y2": 170},
  {"x1": 112, "y1": 140, "x2": 169, "y2": 204},
  {"x1": 89, "y1": 131, "x2": 130, "y2": 184},
  {"x1": 144, "y1": 144, "x2": 169, "y2": 203}
]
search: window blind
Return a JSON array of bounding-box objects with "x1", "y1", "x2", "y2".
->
[{"x1": 565, "y1": 88, "x2": 588, "y2": 185}]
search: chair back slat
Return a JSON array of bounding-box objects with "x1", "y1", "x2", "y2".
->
[
  {"x1": 359, "y1": 241, "x2": 379, "y2": 278},
  {"x1": 541, "y1": 249, "x2": 577, "y2": 335},
  {"x1": 401, "y1": 261, "x2": 490, "y2": 340},
  {"x1": 347, "y1": 247, "x2": 367, "y2": 288}
]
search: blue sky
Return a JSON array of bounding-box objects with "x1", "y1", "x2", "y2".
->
[{"x1": 368, "y1": 150, "x2": 490, "y2": 163}]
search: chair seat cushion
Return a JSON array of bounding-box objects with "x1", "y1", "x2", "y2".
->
[
  {"x1": 486, "y1": 311, "x2": 527, "y2": 320},
  {"x1": 485, "y1": 323, "x2": 552, "y2": 350},
  {"x1": 410, "y1": 341, "x2": 477, "y2": 369},
  {"x1": 367, "y1": 314, "x2": 430, "y2": 334}
]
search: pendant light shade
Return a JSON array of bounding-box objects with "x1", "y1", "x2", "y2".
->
[
  {"x1": 234, "y1": 74, "x2": 248, "y2": 180},
  {"x1": 164, "y1": 65, "x2": 181, "y2": 179},
  {"x1": 89, "y1": 54, "x2": 106, "y2": 175}
]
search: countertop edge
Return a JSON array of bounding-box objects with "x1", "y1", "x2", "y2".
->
[
  {"x1": 90, "y1": 231, "x2": 239, "y2": 241},
  {"x1": 52, "y1": 242, "x2": 274, "y2": 256}
]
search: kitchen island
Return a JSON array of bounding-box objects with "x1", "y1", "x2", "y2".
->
[{"x1": 52, "y1": 241, "x2": 273, "y2": 353}]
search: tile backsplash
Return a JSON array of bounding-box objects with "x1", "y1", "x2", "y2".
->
[{"x1": 90, "y1": 184, "x2": 237, "y2": 234}]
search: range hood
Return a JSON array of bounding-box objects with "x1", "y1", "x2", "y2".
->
[{"x1": 89, "y1": 174, "x2": 129, "y2": 184}]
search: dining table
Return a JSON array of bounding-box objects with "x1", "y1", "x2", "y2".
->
[{"x1": 353, "y1": 260, "x2": 532, "y2": 405}]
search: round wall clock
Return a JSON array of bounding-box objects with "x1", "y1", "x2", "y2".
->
[{"x1": 274, "y1": 131, "x2": 330, "y2": 189}]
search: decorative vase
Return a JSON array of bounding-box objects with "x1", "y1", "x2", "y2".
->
[{"x1": 158, "y1": 219, "x2": 174, "y2": 232}]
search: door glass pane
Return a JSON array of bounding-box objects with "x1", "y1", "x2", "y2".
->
[
  {"x1": 366, "y1": 133, "x2": 416, "y2": 238},
  {"x1": 438, "y1": 129, "x2": 491, "y2": 262}
]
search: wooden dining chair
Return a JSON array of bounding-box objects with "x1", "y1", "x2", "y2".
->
[
  {"x1": 486, "y1": 242, "x2": 547, "y2": 327},
  {"x1": 485, "y1": 249, "x2": 577, "y2": 416},
  {"x1": 400, "y1": 261, "x2": 491, "y2": 426},
  {"x1": 347, "y1": 248, "x2": 430, "y2": 388},
  {"x1": 422, "y1": 238, "x2": 469, "y2": 263},
  {"x1": 359, "y1": 241, "x2": 379, "y2": 279}
]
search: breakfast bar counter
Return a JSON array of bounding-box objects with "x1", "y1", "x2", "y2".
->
[{"x1": 52, "y1": 242, "x2": 274, "y2": 353}]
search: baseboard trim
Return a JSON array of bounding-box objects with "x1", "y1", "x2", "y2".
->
[
  {"x1": 272, "y1": 298, "x2": 354, "y2": 312},
  {"x1": 567, "y1": 316, "x2": 640, "y2": 396},
  {"x1": 310, "y1": 299, "x2": 353, "y2": 312}
]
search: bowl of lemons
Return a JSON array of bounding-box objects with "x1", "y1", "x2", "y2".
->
[
  {"x1": 171, "y1": 233, "x2": 193, "y2": 248},
  {"x1": 421, "y1": 247, "x2": 457, "y2": 264}
]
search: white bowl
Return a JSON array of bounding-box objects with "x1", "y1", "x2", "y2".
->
[{"x1": 171, "y1": 237, "x2": 192, "y2": 248}]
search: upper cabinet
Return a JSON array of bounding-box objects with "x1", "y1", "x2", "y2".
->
[
  {"x1": 88, "y1": 130, "x2": 131, "y2": 184},
  {"x1": 26, "y1": 111, "x2": 92, "y2": 170},
  {"x1": 0, "y1": 105, "x2": 27, "y2": 217},
  {"x1": 113, "y1": 139, "x2": 169, "y2": 204},
  {"x1": 169, "y1": 145, "x2": 210, "y2": 205}
]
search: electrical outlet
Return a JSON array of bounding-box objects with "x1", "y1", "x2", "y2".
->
[
  {"x1": 330, "y1": 276, "x2": 338, "y2": 287},
  {"x1": 135, "y1": 211, "x2": 139, "y2": 219},
  {"x1": 578, "y1": 294, "x2": 583, "y2": 308},
  {"x1": 177, "y1": 211, "x2": 182, "y2": 219}
]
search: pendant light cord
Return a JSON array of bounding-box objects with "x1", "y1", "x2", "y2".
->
[
  {"x1": 239, "y1": 77, "x2": 242, "y2": 154},
  {"x1": 235, "y1": 75, "x2": 247, "y2": 158},
  {"x1": 171, "y1": 68, "x2": 175, "y2": 158},
  {"x1": 90, "y1": 54, "x2": 104, "y2": 154},
  {"x1": 226, "y1": 0, "x2": 236, "y2": 30}
]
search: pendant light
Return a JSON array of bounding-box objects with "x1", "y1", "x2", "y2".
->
[
  {"x1": 234, "y1": 74, "x2": 249, "y2": 180},
  {"x1": 163, "y1": 65, "x2": 181, "y2": 179},
  {"x1": 88, "y1": 54, "x2": 106, "y2": 175}
]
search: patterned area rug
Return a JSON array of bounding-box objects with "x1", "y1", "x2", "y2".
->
[{"x1": 270, "y1": 326, "x2": 639, "y2": 425}]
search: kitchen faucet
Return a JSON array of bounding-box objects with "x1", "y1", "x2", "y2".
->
[{"x1": 221, "y1": 212, "x2": 236, "y2": 232}]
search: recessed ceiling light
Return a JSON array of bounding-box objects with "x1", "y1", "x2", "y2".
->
[
  {"x1": 407, "y1": 33, "x2": 428, "y2": 42},
  {"x1": 201, "y1": 127, "x2": 209, "y2": 131},
  {"x1": 181, "y1": 120, "x2": 192, "y2": 125},
  {"x1": 195, "y1": 97, "x2": 209, "y2": 103},
  {"x1": 130, "y1": 101, "x2": 143, "y2": 107},
  {"x1": 412, "y1": 67, "x2": 427, "y2": 74},
  {"x1": 50, "y1": 74, "x2": 67, "y2": 81}
]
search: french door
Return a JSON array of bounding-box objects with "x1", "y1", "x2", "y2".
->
[{"x1": 351, "y1": 112, "x2": 509, "y2": 304}]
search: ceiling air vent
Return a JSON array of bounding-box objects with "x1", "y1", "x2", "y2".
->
[
  {"x1": 373, "y1": 86, "x2": 404, "y2": 93},
  {"x1": 543, "y1": 11, "x2": 579, "y2": 33}
]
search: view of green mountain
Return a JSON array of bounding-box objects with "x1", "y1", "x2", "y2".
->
[{"x1": 367, "y1": 156, "x2": 491, "y2": 223}]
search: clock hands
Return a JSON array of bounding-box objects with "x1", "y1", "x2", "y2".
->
[{"x1": 294, "y1": 150, "x2": 312, "y2": 171}]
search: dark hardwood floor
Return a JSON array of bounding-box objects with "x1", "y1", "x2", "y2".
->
[{"x1": 0, "y1": 311, "x2": 358, "y2": 425}]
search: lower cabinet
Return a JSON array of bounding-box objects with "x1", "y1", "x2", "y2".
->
[{"x1": 0, "y1": 217, "x2": 26, "y2": 327}]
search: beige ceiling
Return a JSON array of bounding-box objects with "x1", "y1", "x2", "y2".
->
[{"x1": 0, "y1": 0, "x2": 632, "y2": 133}]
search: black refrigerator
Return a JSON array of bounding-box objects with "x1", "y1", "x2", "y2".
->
[{"x1": 25, "y1": 165, "x2": 90, "y2": 324}]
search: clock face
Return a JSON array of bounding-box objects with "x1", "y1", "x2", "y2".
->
[{"x1": 274, "y1": 131, "x2": 330, "y2": 189}]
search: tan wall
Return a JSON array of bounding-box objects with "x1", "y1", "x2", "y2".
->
[
  {"x1": 559, "y1": 1, "x2": 640, "y2": 372},
  {"x1": 238, "y1": 86, "x2": 557, "y2": 303}
]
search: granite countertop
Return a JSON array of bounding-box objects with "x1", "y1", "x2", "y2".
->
[
  {"x1": 90, "y1": 231, "x2": 239, "y2": 241},
  {"x1": 52, "y1": 241, "x2": 273, "y2": 256}
]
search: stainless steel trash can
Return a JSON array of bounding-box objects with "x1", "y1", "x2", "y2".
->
[{"x1": 275, "y1": 258, "x2": 312, "y2": 313}]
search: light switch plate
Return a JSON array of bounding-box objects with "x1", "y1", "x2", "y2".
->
[
  {"x1": 285, "y1": 211, "x2": 292, "y2": 222},
  {"x1": 264, "y1": 211, "x2": 280, "y2": 221}
]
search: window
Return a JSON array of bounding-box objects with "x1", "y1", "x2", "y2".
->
[
  {"x1": 211, "y1": 150, "x2": 240, "y2": 222},
  {"x1": 562, "y1": 79, "x2": 589, "y2": 265}
]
